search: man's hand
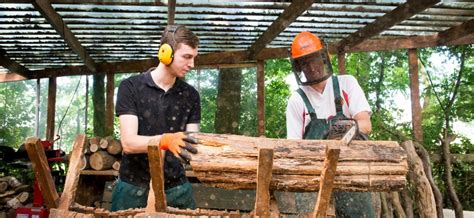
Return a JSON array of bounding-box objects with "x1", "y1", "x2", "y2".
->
[
  {"x1": 327, "y1": 119, "x2": 368, "y2": 140},
  {"x1": 159, "y1": 132, "x2": 198, "y2": 162}
]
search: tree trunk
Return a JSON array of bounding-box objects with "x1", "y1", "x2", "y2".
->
[
  {"x1": 93, "y1": 74, "x2": 106, "y2": 137},
  {"x1": 401, "y1": 141, "x2": 437, "y2": 217},
  {"x1": 189, "y1": 133, "x2": 407, "y2": 192},
  {"x1": 214, "y1": 68, "x2": 242, "y2": 134}
]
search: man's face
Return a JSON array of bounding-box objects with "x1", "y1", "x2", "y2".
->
[
  {"x1": 296, "y1": 52, "x2": 326, "y2": 83},
  {"x1": 170, "y1": 43, "x2": 198, "y2": 78}
]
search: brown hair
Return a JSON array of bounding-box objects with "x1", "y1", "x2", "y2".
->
[{"x1": 161, "y1": 25, "x2": 199, "y2": 51}]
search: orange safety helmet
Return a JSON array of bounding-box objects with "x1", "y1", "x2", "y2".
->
[
  {"x1": 290, "y1": 32, "x2": 324, "y2": 59},
  {"x1": 289, "y1": 32, "x2": 333, "y2": 86}
]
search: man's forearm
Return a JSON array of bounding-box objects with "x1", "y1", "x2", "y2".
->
[{"x1": 121, "y1": 134, "x2": 161, "y2": 154}]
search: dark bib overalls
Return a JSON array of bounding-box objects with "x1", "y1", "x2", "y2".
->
[{"x1": 295, "y1": 76, "x2": 375, "y2": 217}]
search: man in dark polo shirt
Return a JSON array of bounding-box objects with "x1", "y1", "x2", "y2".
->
[{"x1": 111, "y1": 25, "x2": 200, "y2": 211}]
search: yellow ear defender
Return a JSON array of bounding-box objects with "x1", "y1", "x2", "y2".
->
[
  {"x1": 158, "y1": 43, "x2": 174, "y2": 65},
  {"x1": 158, "y1": 25, "x2": 182, "y2": 66}
]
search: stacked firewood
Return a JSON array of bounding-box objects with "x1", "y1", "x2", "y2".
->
[
  {"x1": 80, "y1": 136, "x2": 122, "y2": 171},
  {"x1": 0, "y1": 176, "x2": 31, "y2": 212}
]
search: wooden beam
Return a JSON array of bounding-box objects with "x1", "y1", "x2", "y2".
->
[
  {"x1": 408, "y1": 49, "x2": 423, "y2": 143},
  {"x1": 58, "y1": 134, "x2": 86, "y2": 210},
  {"x1": 256, "y1": 60, "x2": 265, "y2": 137},
  {"x1": 340, "y1": 34, "x2": 474, "y2": 53},
  {"x1": 33, "y1": 0, "x2": 97, "y2": 72},
  {"x1": 16, "y1": 32, "x2": 473, "y2": 81},
  {"x1": 248, "y1": 0, "x2": 313, "y2": 59},
  {"x1": 337, "y1": 53, "x2": 346, "y2": 75},
  {"x1": 0, "y1": 48, "x2": 32, "y2": 78},
  {"x1": 0, "y1": 72, "x2": 27, "y2": 82},
  {"x1": 437, "y1": 19, "x2": 474, "y2": 45},
  {"x1": 46, "y1": 77, "x2": 56, "y2": 141},
  {"x1": 254, "y1": 148, "x2": 274, "y2": 217},
  {"x1": 167, "y1": 0, "x2": 176, "y2": 25},
  {"x1": 25, "y1": 137, "x2": 59, "y2": 209},
  {"x1": 336, "y1": 0, "x2": 440, "y2": 52}
]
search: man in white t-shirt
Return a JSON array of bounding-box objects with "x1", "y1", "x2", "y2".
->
[{"x1": 286, "y1": 31, "x2": 375, "y2": 217}]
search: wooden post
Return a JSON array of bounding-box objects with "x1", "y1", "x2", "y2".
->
[
  {"x1": 408, "y1": 49, "x2": 423, "y2": 143},
  {"x1": 105, "y1": 72, "x2": 115, "y2": 136},
  {"x1": 58, "y1": 135, "x2": 86, "y2": 210},
  {"x1": 25, "y1": 137, "x2": 59, "y2": 209},
  {"x1": 46, "y1": 77, "x2": 56, "y2": 141},
  {"x1": 337, "y1": 53, "x2": 346, "y2": 75},
  {"x1": 147, "y1": 141, "x2": 166, "y2": 212},
  {"x1": 313, "y1": 143, "x2": 341, "y2": 217},
  {"x1": 254, "y1": 148, "x2": 274, "y2": 217},
  {"x1": 257, "y1": 60, "x2": 265, "y2": 136}
]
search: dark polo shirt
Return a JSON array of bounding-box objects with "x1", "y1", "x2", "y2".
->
[{"x1": 115, "y1": 68, "x2": 200, "y2": 188}]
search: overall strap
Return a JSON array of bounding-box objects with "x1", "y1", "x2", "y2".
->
[
  {"x1": 332, "y1": 76, "x2": 343, "y2": 116},
  {"x1": 296, "y1": 88, "x2": 317, "y2": 119}
]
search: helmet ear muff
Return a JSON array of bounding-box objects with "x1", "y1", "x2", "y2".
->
[{"x1": 158, "y1": 43, "x2": 174, "y2": 65}]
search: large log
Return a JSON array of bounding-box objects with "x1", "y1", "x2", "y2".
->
[
  {"x1": 189, "y1": 133, "x2": 408, "y2": 192},
  {"x1": 106, "y1": 138, "x2": 123, "y2": 155},
  {"x1": 89, "y1": 151, "x2": 116, "y2": 170}
]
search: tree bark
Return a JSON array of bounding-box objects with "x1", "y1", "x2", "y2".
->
[
  {"x1": 401, "y1": 141, "x2": 437, "y2": 217},
  {"x1": 214, "y1": 68, "x2": 242, "y2": 134},
  {"x1": 189, "y1": 133, "x2": 407, "y2": 192},
  {"x1": 93, "y1": 74, "x2": 106, "y2": 137}
]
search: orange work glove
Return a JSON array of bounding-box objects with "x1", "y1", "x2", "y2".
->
[{"x1": 159, "y1": 132, "x2": 198, "y2": 163}]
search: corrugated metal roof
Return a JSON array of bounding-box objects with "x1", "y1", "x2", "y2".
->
[{"x1": 0, "y1": 0, "x2": 473, "y2": 75}]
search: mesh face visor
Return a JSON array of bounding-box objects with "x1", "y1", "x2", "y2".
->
[{"x1": 292, "y1": 48, "x2": 333, "y2": 86}]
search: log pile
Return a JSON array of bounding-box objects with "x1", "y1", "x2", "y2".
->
[
  {"x1": 0, "y1": 176, "x2": 31, "y2": 211},
  {"x1": 80, "y1": 136, "x2": 122, "y2": 171},
  {"x1": 189, "y1": 133, "x2": 408, "y2": 192}
]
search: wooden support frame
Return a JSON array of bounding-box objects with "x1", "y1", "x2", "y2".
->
[
  {"x1": 24, "y1": 137, "x2": 60, "y2": 209},
  {"x1": 58, "y1": 135, "x2": 86, "y2": 210},
  {"x1": 46, "y1": 77, "x2": 57, "y2": 141},
  {"x1": 408, "y1": 49, "x2": 423, "y2": 143},
  {"x1": 147, "y1": 142, "x2": 167, "y2": 212},
  {"x1": 256, "y1": 60, "x2": 265, "y2": 136},
  {"x1": 105, "y1": 72, "x2": 115, "y2": 136},
  {"x1": 254, "y1": 148, "x2": 274, "y2": 217},
  {"x1": 0, "y1": 48, "x2": 32, "y2": 78}
]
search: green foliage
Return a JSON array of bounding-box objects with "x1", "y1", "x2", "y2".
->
[
  {"x1": 0, "y1": 80, "x2": 36, "y2": 148},
  {"x1": 264, "y1": 59, "x2": 292, "y2": 138}
]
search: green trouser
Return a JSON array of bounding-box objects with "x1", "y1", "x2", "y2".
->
[
  {"x1": 111, "y1": 179, "x2": 196, "y2": 211},
  {"x1": 294, "y1": 76, "x2": 375, "y2": 217}
]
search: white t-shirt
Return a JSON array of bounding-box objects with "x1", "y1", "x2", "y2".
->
[{"x1": 286, "y1": 75, "x2": 371, "y2": 139}]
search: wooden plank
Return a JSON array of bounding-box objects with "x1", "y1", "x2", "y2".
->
[
  {"x1": 254, "y1": 148, "x2": 274, "y2": 217},
  {"x1": 256, "y1": 60, "x2": 265, "y2": 136},
  {"x1": 313, "y1": 145, "x2": 340, "y2": 217},
  {"x1": 25, "y1": 137, "x2": 59, "y2": 209},
  {"x1": 32, "y1": 0, "x2": 97, "y2": 72},
  {"x1": 408, "y1": 49, "x2": 423, "y2": 143},
  {"x1": 336, "y1": 0, "x2": 440, "y2": 52},
  {"x1": 0, "y1": 48, "x2": 32, "y2": 78},
  {"x1": 167, "y1": 0, "x2": 176, "y2": 25},
  {"x1": 46, "y1": 77, "x2": 56, "y2": 142},
  {"x1": 58, "y1": 134, "x2": 86, "y2": 210},
  {"x1": 147, "y1": 142, "x2": 166, "y2": 212},
  {"x1": 105, "y1": 72, "x2": 114, "y2": 136},
  {"x1": 80, "y1": 169, "x2": 118, "y2": 176},
  {"x1": 248, "y1": 0, "x2": 313, "y2": 58},
  {"x1": 0, "y1": 72, "x2": 27, "y2": 82},
  {"x1": 437, "y1": 19, "x2": 474, "y2": 45}
]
